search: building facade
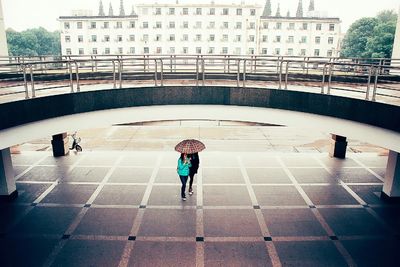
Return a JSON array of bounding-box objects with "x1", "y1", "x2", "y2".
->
[{"x1": 58, "y1": 0, "x2": 341, "y2": 57}]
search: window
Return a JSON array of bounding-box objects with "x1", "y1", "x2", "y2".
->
[
  {"x1": 169, "y1": 8, "x2": 175, "y2": 15},
  {"x1": 79, "y1": 48, "x2": 84, "y2": 55},
  {"x1": 250, "y1": 9, "x2": 256, "y2": 15},
  {"x1": 92, "y1": 48, "x2": 97, "y2": 55},
  {"x1": 314, "y1": 49, "x2": 320, "y2": 56},
  {"x1": 235, "y1": 47, "x2": 241, "y2": 54},
  {"x1": 329, "y1": 24, "x2": 335, "y2": 31},
  {"x1": 223, "y1": 22, "x2": 228, "y2": 29},
  {"x1": 209, "y1": 34, "x2": 215, "y2": 41},
  {"x1": 196, "y1": 8, "x2": 202, "y2": 15},
  {"x1": 65, "y1": 36, "x2": 70, "y2": 42},
  {"x1": 222, "y1": 34, "x2": 228, "y2": 41},
  {"x1": 327, "y1": 50, "x2": 333, "y2": 57},
  {"x1": 315, "y1": 36, "x2": 321, "y2": 44},
  {"x1": 316, "y1": 23, "x2": 322, "y2": 30},
  {"x1": 66, "y1": 48, "x2": 72, "y2": 55},
  {"x1": 129, "y1": 21, "x2": 135, "y2": 28},
  {"x1": 276, "y1": 22, "x2": 282, "y2": 29},
  {"x1": 222, "y1": 8, "x2": 229, "y2": 15},
  {"x1": 209, "y1": 22, "x2": 215, "y2": 29},
  {"x1": 130, "y1": 47, "x2": 135, "y2": 54},
  {"x1": 288, "y1": 23, "x2": 295, "y2": 30},
  {"x1": 64, "y1": 22, "x2": 70, "y2": 29},
  {"x1": 249, "y1": 22, "x2": 255, "y2": 29},
  {"x1": 196, "y1": 47, "x2": 201, "y2": 54},
  {"x1": 170, "y1": 47, "x2": 175, "y2": 54},
  {"x1": 117, "y1": 47, "x2": 123, "y2": 54},
  {"x1": 155, "y1": 22, "x2": 162, "y2": 28},
  {"x1": 328, "y1": 37, "x2": 334, "y2": 44},
  {"x1": 235, "y1": 35, "x2": 241, "y2": 42},
  {"x1": 275, "y1": 36, "x2": 281, "y2": 43},
  {"x1": 300, "y1": 49, "x2": 306, "y2": 56},
  {"x1": 208, "y1": 47, "x2": 215, "y2": 54},
  {"x1": 248, "y1": 35, "x2": 255, "y2": 42},
  {"x1": 302, "y1": 23, "x2": 308, "y2": 30},
  {"x1": 142, "y1": 22, "x2": 148, "y2": 28},
  {"x1": 182, "y1": 8, "x2": 188, "y2": 15},
  {"x1": 195, "y1": 21, "x2": 202, "y2": 29},
  {"x1": 91, "y1": 35, "x2": 97, "y2": 42},
  {"x1": 144, "y1": 47, "x2": 149, "y2": 53},
  {"x1": 287, "y1": 48, "x2": 293, "y2": 56},
  {"x1": 77, "y1": 22, "x2": 82, "y2": 29},
  {"x1": 300, "y1": 36, "x2": 307, "y2": 43},
  {"x1": 222, "y1": 47, "x2": 228, "y2": 54},
  {"x1": 195, "y1": 34, "x2": 201, "y2": 41},
  {"x1": 156, "y1": 47, "x2": 162, "y2": 54},
  {"x1": 78, "y1": 35, "x2": 83, "y2": 42},
  {"x1": 287, "y1": 36, "x2": 294, "y2": 43},
  {"x1": 155, "y1": 34, "x2": 161, "y2": 41},
  {"x1": 183, "y1": 21, "x2": 188, "y2": 29},
  {"x1": 249, "y1": 48, "x2": 254, "y2": 54},
  {"x1": 105, "y1": 48, "x2": 110, "y2": 54},
  {"x1": 262, "y1": 48, "x2": 268, "y2": 54},
  {"x1": 209, "y1": 8, "x2": 215, "y2": 15},
  {"x1": 274, "y1": 48, "x2": 280, "y2": 55},
  {"x1": 183, "y1": 47, "x2": 188, "y2": 54},
  {"x1": 117, "y1": 35, "x2": 122, "y2": 42},
  {"x1": 103, "y1": 22, "x2": 109, "y2": 29},
  {"x1": 236, "y1": 22, "x2": 242, "y2": 29},
  {"x1": 116, "y1": 22, "x2": 122, "y2": 29},
  {"x1": 104, "y1": 35, "x2": 110, "y2": 42},
  {"x1": 155, "y1": 8, "x2": 161, "y2": 15},
  {"x1": 143, "y1": 34, "x2": 149, "y2": 42},
  {"x1": 169, "y1": 34, "x2": 175, "y2": 41},
  {"x1": 169, "y1": 22, "x2": 175, "y2": 29},
  {"x1": 129, "y1": 35, "x2": 135, "y2": 41},
  {"x1": 182, "y1": 34, "x2": 188, "y2": 41},
  {"x1": 262, "y1": 35, "x2": 267, "y2": 42},
  {"x1": 90, "y1": 22, "x2": 96, "y2": 29},
  {"x1": 236, "y1": 8, "x2": 242, "y2": 15},
  {"x1": 263, "y1": 22, "x2": 268, "y2": 29}
]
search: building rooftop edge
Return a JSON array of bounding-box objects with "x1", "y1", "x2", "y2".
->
[
  {"x1": 59, "y1": 15, "x2": 138, "y2": 19},
  {"x1": 260, "y1": 16, "x2": 340, "y2": 21}
]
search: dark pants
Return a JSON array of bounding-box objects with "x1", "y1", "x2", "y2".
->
[
  {"x1": 189, "y1": 173, "x2": 195, "y2": 190},
  {"x1": 179, "y1": 175, "x2": 188, "y2": 197}
]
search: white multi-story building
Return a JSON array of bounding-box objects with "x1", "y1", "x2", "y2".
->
[{"x1": 59, "y1": 0, "x2": 341, "y2": 57}]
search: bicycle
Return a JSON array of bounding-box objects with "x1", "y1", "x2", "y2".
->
[{"x1": 70, "y1": 132, "x2": 83, "y2": 152}]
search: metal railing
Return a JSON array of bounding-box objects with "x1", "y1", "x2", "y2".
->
[{"x1": 0, "y1": 55, "x2": 399, "y2": 105}]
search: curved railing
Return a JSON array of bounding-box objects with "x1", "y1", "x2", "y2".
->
[{"x1": 0, "y1": 55, "x2": 399, "y2": 105}]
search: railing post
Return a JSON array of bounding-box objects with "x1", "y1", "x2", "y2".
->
[
  {"x1": 224, "y1": 55, "x2": 227, "y2": 73},
  {"x1": 284, "y1": 61, "x2": 290, "y2": 89},
  {"x1": 228, "y1": 55, "x2": 231, "y2": 74},
  {"x1": 143, "y1": 55, "x2": 147, "y2": 73},
  {"x1": 91, "y1": 56, "x2": 94, "y2": 72},
  {"x1": 170, "y1": 55, "x2": 173, "y2": 73},
  {"x1": 202, "y1": 58, "x2": 205, "y2": 86},
  {"x1": 29, "y1": 64, "x2": 36, "y2": 97},
  {"x1": 366, "y1": 66, "x2": 373, "y2": 100},
  {"x1": 112, "y1": 60, "x2": 117, "y2": 89},
  {"x1": 159, "y1": 59, "x2": 164, "y2": 86},
  {"x1": 327, "y1": 63, "x2": 333, "y2": 95},
  {"x1": 306, "y1": 57, "x2": 310, "y2": 75},
  {"x1": 243, "y1": 59, "x2": 246, "y2": 87},
  {"x1": 372, "y1": 67, "x2": 379, "y2": 101},
  {"x1": 119, "y1": 59, "x2": 123, "y2": 88},
  {"x1": 154, "y1": 59, "x2": 158, "y2": 86},
  {"x1": 68, "y1": 62, "x2": 74, "y2": 93},
  {"x1": 74, "y1": 61, "x2": 80, "y2": 92},
  {"x1": 278, "y1": 59, "x2": 283, "y2": 89},
  {"x1": 237, "y1": 59, "x2": 240, "y2": 88},
  {"x1": 321, "y1": 64, "x2": 327, "y2": 94},
  {"x1": 196, "y1": 56, "x2": 199, "y2": 86},
  {"x1": 22, "y1": 65, "x2": 29, "y2": 99}
]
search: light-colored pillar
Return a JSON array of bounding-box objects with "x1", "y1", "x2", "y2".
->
[
  {"x1": 329, "y1": 134, "x2": 347, "y2": 159},
  {"x1": 382, "y1": 150, "x2": 400, "y2": 199},
  {"x1": 392, "y1": 7, "x2": 400, "y2": 60},
  {"x1": 0, "y1": 0, "x2": 9, "y2": 57},
  {"x1": 51, "y1": 133, "x2": 69, "y2": 157},
  {"x1": 0, "y1": 147, "x2": 17, "y2": 201}
]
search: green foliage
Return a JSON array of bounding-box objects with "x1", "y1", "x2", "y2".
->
[
  {"x1": 6, "y1": 27, "x2": 61, "y2": 56},
  {"x1": 341, "y1": 10, "x2": 398, "y2": 58}
]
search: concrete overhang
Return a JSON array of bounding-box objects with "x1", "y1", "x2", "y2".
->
[{"x1": 0, "y1": 86, "x2": 399, "y2": 151}]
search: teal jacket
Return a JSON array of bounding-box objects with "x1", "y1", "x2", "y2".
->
[{"x1": 177, "y1": 158, "x2": 191, "y2": 176}]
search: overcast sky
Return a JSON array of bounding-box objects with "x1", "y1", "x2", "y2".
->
[{"x1": 2, "y1": 0, "x2": 399, "y2": 32}]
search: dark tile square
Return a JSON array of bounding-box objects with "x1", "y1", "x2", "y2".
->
[
  {"x1": 77, "y1": 154, "x2": 118, "y2": 166},
  {"x1": 281, "y1": 155, "x2": 320, "y2": 167},
  {"x1": 84, "y1": 204, "x2": 91, "y2": 208},
  {"x1": 320, "y1": 157, "x2": 360, "y2": 168},
  {"x1": 203, "y1": 168, "x2": 245, "y2": 184},
  {"x1": 241, "y1": 155, "x2": 281, "y2": 167},
  {"x1": 274, "y1": 241, "x2": 347, "y2": 266},
  {"x1": 62, "y1": 234, "x2": 70, "y2": 239},
  {"x1": 128, "y1": 235, "x2": 136, "y2": 240},
  {"x1": 204, "y1": 209, "x2": 262, "y2": 237},
  {"x1": 319, "y1": 208, "x2": 389, "y2": 236},
  {"x1": 138, "y1": 209, "x2": 196, "y2": 237},
  {"x1": 329, "y1": 236, "x2": 338, "y2": 240},
  {"x1": 246, "y1": 168, "x2": 292, "y2": 184},
  {"x1": 0, "y1": 205, "x2": 31, "y2": 233},
  {"x1": 119, "y1": 154, "x2": 157, "y2": 167},
  {"x1": 204, "y1": 242, "x2": 271, "y2": 267},
  {"x1": 74, "y1": 208, "x2": 137, "y2": 236},
  {"x1": 18, "y1": 166, "x2": 67, "y2": 182},
  {"x1": 264, "y1": 236, "x2": 273, "y2": 241},
  {"x1": 348, "y1": 185, "x2": 385, "y2": 205},
  {"x1": 93, "y1": 185, "x2": 146, "y2": 205},
  {"x1": 155, "y1": 167, "x2": 184, "y2": 183},
  {"x1": 289, "y1": 168, "x2": 338, "y2": 184},
  {"x1": 301, "y1": 185, "x2": 359, "y2": 205},
  {"x1": 196, "y1": 236, "x2": 204, "y2": 242},
  {"x1": 53, "y1": 239, "x2": 126, "y2": 266},
  {"x1": 147, "y1": 185, "x2": 196, "y2": 206},
  {"x1": 372, "y1": 207, "x2": 400, "y2": 230},
  {"x1": 12, "y1": 153, "x2": 47, "y2": 165},
  {"x1": 253, "y1": 186, "x2": 307, "y2": 206},
  {"x1": 253, "y1": 205, "x2": 261, "y2": 209},
  {"x1": 41, "y1": 184, "x2": 98, "y2": 204},
  {"x1": 10, "y1": 206, "x2": 81, "y2": 235},
  {"x1": 139, "y1": 205, "x2": 146, "y2": 209},
  {"x1": 353, "y1": 155, "x2": 388, "y2": 168},
  {"x1": 13, "y1": 165, "x2": 29, "y2": 177},
  {"x1": 15, "y1": 183, "x2": 52, "y2": 203},
  {"x1": 108, "y1": 167, "x2": 153, "y2": 183},
  {"x1": 40, "y1": 154, "x2": 83, "y2": 165},
  {"x1": 203, "y1": 185, "x2": 252, "y2": 206},
  {"x1": 202, "y1": 154, "x2": 239, "y2": 168},
  {"x1": 262, "y1": 208, "x2": 326, "y2": 236},
  {"x1": 62, "y1": 166, "x2": 109, "y2": 182},
  {"x1": 129, "y1": 241, "x2": 196, "y2": 266},
  {"x1": 332, "y1": 168, "x2": 382, "y2": 183}
]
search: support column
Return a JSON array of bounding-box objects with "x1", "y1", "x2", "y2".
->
[
  {"x1": 382, "y1": 150, "x2": 400, "y2": 200},
  {"x1": 0, "y1": 148, "x2": 17, "y2": 201},
  {"x1": 0, "y1": 0, "x2": 9, "y2": 57},
  {"x1": 329, "y1": 134, "x2": 347, "y2": 159},
  {"x1": 51, "y1": 133, "x2": 69, "y2": 157}
]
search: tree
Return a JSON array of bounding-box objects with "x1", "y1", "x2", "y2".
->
[
  {"x1": 98, "y1": 0, "x2": 105, "y2": 16},
  {"x1": 341, "y1": 10, "x2": 397, "y2": 58},
  {"x1": 109, "y1": 3, "x2": 114, "y2": 16},
  {"x1": 308, "y1": 0, "x2": 315, "y2": 12},
  {"x1": 275, "y1": 3, "x2": 281, "y2": 17},
  {"x1": 119, "y1": 0, "x2": 125, "y2": 16},
  {"x1": 262, "y1": 0, "x2": 272, "y2": 17},
  {"x1": 6, "y1": 27, "x2": 61, "y2": 56},
  {"x1": 296, "y1": 0, "x2": 303, "y2": 18}
]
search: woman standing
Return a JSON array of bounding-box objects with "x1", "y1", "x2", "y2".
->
[
  {"x1": 188, "y1": 153, "x2": 200, "y2": 195},
  {"x1": 177, "y1": 153, "x2": 191, "y2": 201}
]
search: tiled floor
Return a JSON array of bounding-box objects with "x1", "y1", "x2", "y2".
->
[{"x1": 1, "y1": 151, "x2": 399, "y2": 266}]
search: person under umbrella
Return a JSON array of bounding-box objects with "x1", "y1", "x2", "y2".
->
[
  {"x1": 177, "y1": 153, "x2": 191, "y2": 201},
  {"x1": 188, "y1": 152, "x2": 200, "y2": 195}
]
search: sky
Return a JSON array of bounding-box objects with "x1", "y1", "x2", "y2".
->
[{"x1": 1, "y1": 0, "x2": 399, "y2": 32}]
